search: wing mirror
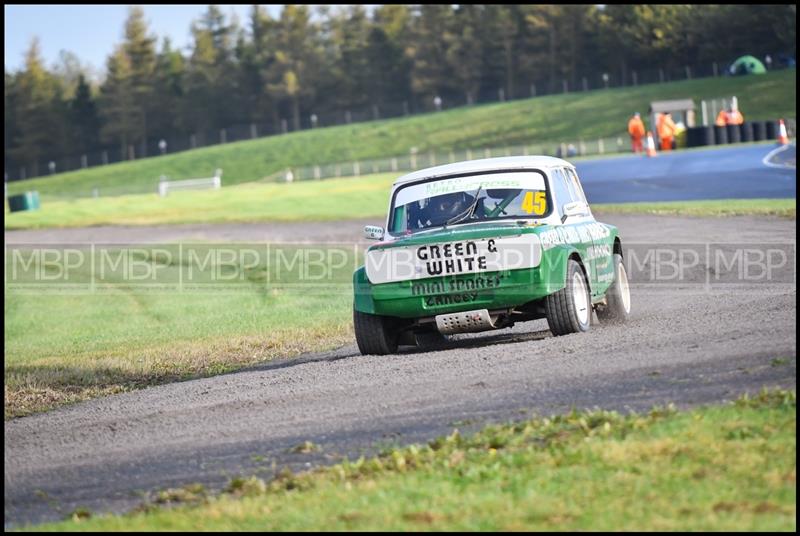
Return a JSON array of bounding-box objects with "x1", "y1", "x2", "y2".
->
[
  {"x1": 561, "y1": 202, "x2": 589, "y2": 223},
  {"x1": 364, "y1": 225, "x2": 385, "y2": 240}
]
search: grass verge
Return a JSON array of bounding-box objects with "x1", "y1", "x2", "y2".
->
[
  {"x1": 4, "y1": 170, "x2": 795, "y2": 230},
  {"x1": 4, "y1": 243, "x2": 357, "y2": 419},
  {"x1": 25, "y1": 388, "x2": 796, "y2": 531},
  {"x1": 6, "y1": 69, "x2": 796, "y2": 199}
]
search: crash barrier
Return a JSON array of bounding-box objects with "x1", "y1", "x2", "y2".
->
[
  {"x1": 158, "y1": 169, "x2": 222, "y2": 197},
  {"x1": 686, "y1": 120, "x2": 791, "y2": 148},
  {"x1": 8, "y1": 191, "x2": 40, "y2": 212},
  {"x1": 271, "y1": 137, "x2": 635, "y2": 183}
]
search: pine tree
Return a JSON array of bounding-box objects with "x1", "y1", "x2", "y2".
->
[
  {"x1": 70, "y1": 74, "x2": 100, "y2": 155},
  {"x1": 99, "y1": 47, "x2": 135, "y2": 160},
  {"x1": 122, "y1": 6, "x2": 157, "y2": 155},
  {"x1": 9, "y1": 38, "x2": 65, "y2": 176}
]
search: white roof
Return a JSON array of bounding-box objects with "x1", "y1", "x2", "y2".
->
[{"x1": 392, "y1": 155, "x2": 571, "y2": 186}]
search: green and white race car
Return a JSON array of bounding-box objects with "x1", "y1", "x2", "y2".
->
[{"x1": 353, "y1": 156, "x2": 631, "y2": 355}]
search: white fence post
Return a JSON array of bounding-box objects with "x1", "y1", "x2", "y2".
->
[{"x1": 391, "y1": 157, "x2": 398, "y2": 171}]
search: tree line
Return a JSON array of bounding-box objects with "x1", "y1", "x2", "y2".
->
[{"x1": 5, "y1": 4, "x2": 796, "y2": 179}]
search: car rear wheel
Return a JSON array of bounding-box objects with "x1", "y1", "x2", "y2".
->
[
  {"x1": 596, "y1": 253, "x2": 631, "y2": 323},
  {"x1": 545, "y1": 259, "x2": 592, "y2": 336},
  {"x1": 353, "y1": 308, "x2": 399, "y2": 355}
]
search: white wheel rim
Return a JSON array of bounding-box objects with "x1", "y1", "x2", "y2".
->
[
  {"x1": 618, "y1": 262, "x2": 631, "y2": 314},
  {"x1": 572, "y1": 271, "x2": 590, "y2": 325}
]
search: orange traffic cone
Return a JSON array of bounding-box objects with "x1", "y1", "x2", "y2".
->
[
  {"x1": 777, "y1": 119, "x2": 789, "y2": 145},
  {"x1": 645, "y1": 131, "x2": 658, "y2": 157}
]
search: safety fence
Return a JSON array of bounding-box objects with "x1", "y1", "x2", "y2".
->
[{"x1": 271, "y1": 135, "x2": 633, "y2": 183}]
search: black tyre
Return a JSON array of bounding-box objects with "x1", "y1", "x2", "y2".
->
[
  {"x1": 545, "y1": 259, "x2": 592, "y2": 336},
  {"x1": 353, "y1": 308, "x2": 398, "y2": 355},
  {"x1": 596, "y1": 254, "x2": 631, "y2": 324}
]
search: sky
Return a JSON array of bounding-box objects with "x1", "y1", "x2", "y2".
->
[{"x1": 4, "y1": 4, "x2": 284, "y2": 76}]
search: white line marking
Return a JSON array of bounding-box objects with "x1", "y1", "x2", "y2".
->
[{"x1": 762, "y1": 143, "x2": 796, "y2": 169}]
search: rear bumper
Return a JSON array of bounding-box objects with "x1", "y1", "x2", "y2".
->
[{"x1": 353, "y1": 265, "x2": 560, "y2": 319}]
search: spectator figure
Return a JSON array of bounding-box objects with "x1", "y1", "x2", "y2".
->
[
  {"x1": 715, "y1": 108, "x2": 728, "y2": 126},
  {"x1": 656, "y1": 112, "x2": 677, "y2": 151},
  {"x1": 627, "y1": 112, "x2": 646, "y2": 153},
  {"x1": 727, "y1": 107, "x2": 744, "y2": 125}
]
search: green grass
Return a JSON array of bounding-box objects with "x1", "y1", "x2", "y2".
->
[
  {"x1": 26, "y1": 389, "x2": 796, "y2": 531},
  {"x1": 4, "y1": 173, "x2": 397, "y2": 229},
  {"x1": 5, "y1": 172, "x2": 795, "y2": 230},
  {"x1": 6, "y1": 70, "x2": 796, "y2": 200},
  {"x1": 4, "y1": 243, "x2": 359, "y2": 419}
]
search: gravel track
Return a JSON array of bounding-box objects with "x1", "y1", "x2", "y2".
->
[{"x1": 4, "y1": 214, "x2": 796, "y2": 527}]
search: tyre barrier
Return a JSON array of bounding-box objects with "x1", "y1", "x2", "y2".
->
[
  {"x1": 752, "y1": 121, "x2": 767, "y2": 142},
  {"x1": 686, "y1": 126, "x2": 715, "y2": 148},
  {"x1": 726, "y1": 124, "x2": 742, "y2": 144},
  {"x1": 667, "y1": 121, "x2": 782, "y2": 149},
  {"x1": 739, "y1": 122, "x2": 754, "y2": 143},
  {"x1": 765, "y1": 120, "x2": 779, "y2": 140},
  {"x1": 713, "y1": 125, "x2": 728, "y2": 145}
]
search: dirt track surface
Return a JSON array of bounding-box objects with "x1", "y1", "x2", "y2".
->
[
  {"x1": 3, "y1": 219, "x2": 379, "y2": 245},
  {"x1": 4, "y1": 214, "x2": 797, "y2": 527}
]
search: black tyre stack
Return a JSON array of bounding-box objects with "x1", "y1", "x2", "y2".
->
[
  {"x1": 752, "y1": 121, "x2": 767, "y2": 141},
  {"x1": 739, "y1": 122, "x2": 754, "y2": 143},
  {"x1": 713, "y1": 125, "x2": 729, "y2": 145},
  {"x1": 686, "y1": 126, "x2": 715, "y2": 148},
  {"x1": 726, "y1": 124, "x2": 741, "y2": 144}
]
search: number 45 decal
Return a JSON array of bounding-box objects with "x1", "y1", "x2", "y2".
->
[{"x1": 521, "y1": 191, "x2": 547, "y2": 215}]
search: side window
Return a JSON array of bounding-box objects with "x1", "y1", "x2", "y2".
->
[
  {"x1": 549, "y1": 168, "x2": 575, "y2": 215},
  {"x1": 564, "y1": 167, "x2": 588, "y2": 204}
]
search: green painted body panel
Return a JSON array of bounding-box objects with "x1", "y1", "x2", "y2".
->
[{"x1": 354, "y1": 219, "x2": 620, "y2": 320}]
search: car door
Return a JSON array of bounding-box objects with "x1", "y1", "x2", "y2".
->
[
  {"x1": 564, "y1": 166, "x2": 614, "y2": 297},
  {"x1": 550, "y1": 167, "x2": 598, "y2": 292}
]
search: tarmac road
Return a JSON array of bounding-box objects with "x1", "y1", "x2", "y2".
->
[
  {"x1": 575, "y1": 142, "x2": 796, "y2": 203},
  {"x1": 4, "y1": 213, "x2": 796, "y2": 527}
]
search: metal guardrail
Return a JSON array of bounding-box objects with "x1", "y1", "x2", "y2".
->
[{"x1": 273, "y1": 136, "x2": 638, "y2": 183}]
